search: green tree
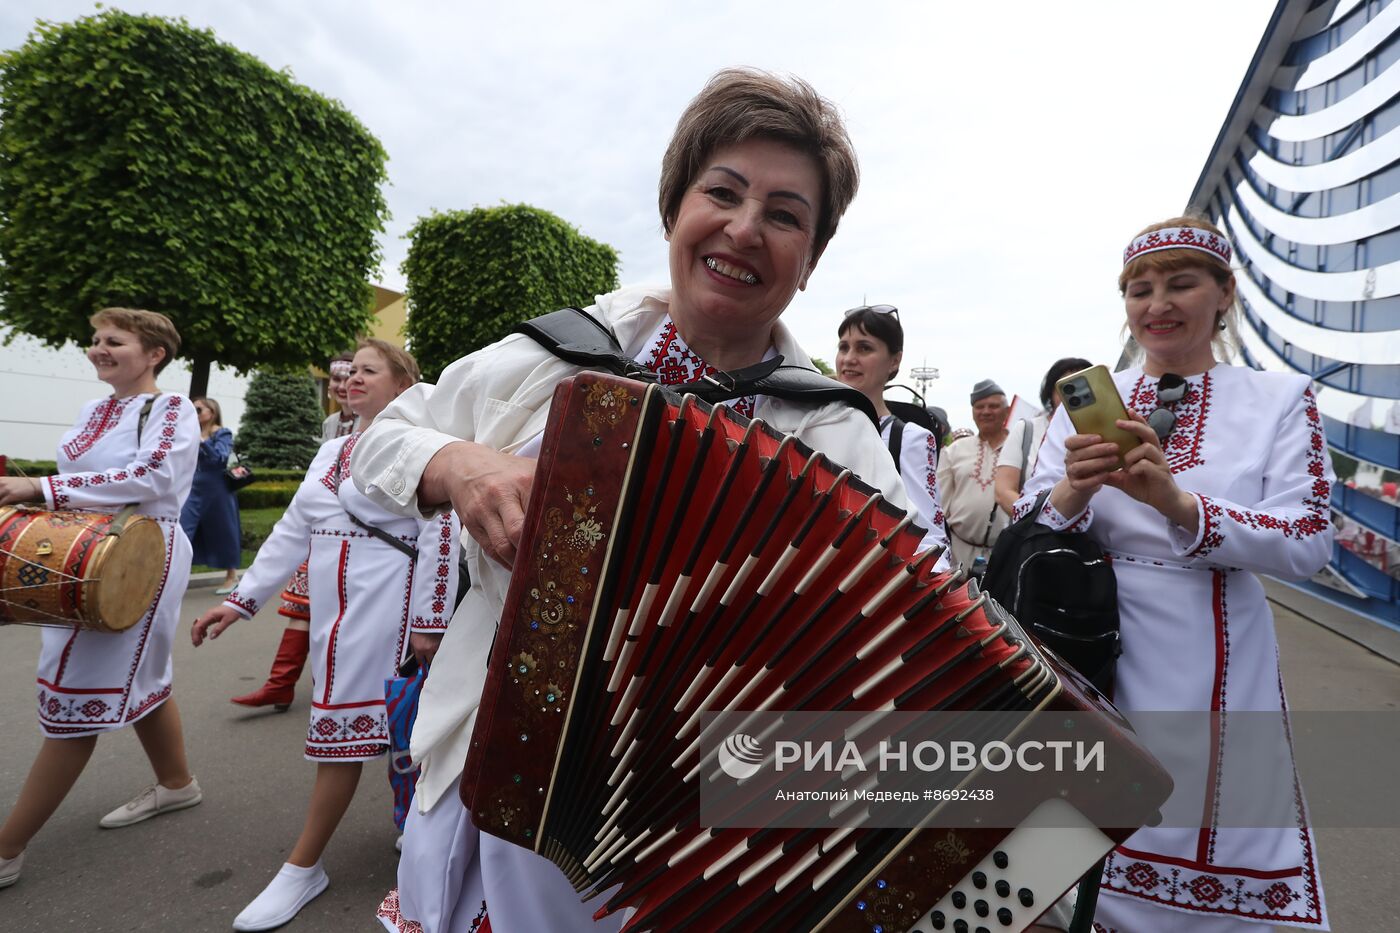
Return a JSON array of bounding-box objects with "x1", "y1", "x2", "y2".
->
[
  {"x1": 0, "y1": 10, "x2": 389, "y2": 396},
  {"x1": 403, "y1": 204, "x2": 620, "y2": 381},
  {"x1": 810, "y1": 357, "x2": 835, "y2": 376},
  {"x1": 235, "y1": 369, "x2": 322, "y2": 470}
]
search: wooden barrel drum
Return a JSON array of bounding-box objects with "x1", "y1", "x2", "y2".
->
[{"x1": 0, "y1": 506, "x2": 165, "y2": 632}]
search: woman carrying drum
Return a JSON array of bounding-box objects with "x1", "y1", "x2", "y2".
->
[
  {"x1": 191, "y1": 339, "x2": 460, "y2": 932},
  {"x1": 0, "y1": 308, "x2": 202, "y2": 890}
]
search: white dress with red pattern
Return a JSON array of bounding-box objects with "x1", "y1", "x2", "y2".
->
[
  {"x1": 1018, "y1": 363, "x2": 1333, "y2": 930},
  {"x1": 880, "y1": 415, "x2": 952, "y2": 568},
  {"x1": 35, "y1": 392, "x2": 198, "y2": 738},
  {"x1": 223, "y1": 434, "x2": 460, "y2": 762}
]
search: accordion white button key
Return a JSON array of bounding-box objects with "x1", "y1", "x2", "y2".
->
[{"x1": 912, "y1": 797, "x2": 1112, "y2": 932}]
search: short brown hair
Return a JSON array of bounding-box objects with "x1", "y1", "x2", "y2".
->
[
  {"x1": 89, "y1": 307, "x2": 181, "y2": 374},
  {"x1": 659, "y1": 68, "x2": 859, "y2": 261},
  {"x1": 356, "y1": 338, "x2": 420, "y2": 387}
]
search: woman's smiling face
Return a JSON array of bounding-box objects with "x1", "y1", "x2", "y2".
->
[
  {"x1": 666, "y1": 138, "x2": 822, "y2": 350},
  {"x1": 1123, "y1": 263, "x2": 1232, "y2": 374},
  {"x1": 86, "y1": 326, "x2": 163, "y2": 394}
]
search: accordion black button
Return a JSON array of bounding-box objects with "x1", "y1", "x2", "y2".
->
[
  {"x1": 1017, "y1": 887, "x2": 1034, "y2": 907},
  {"x1": 931, "y1": 912, "x2": 946, "y2": 929},
  {"x1": 994, "y1": 880, "x2": 1011, "y2": 898},
  {"x1": 976, "y1": 927, "x2": 991, "y2": 933},
  {"x1": 997, "y1": 907, "x2": 1014, "y2": 925},
  {"x1": 951, "y1": 891, "x2": 966, "y2": 909},
  {"x1": 972, "y1": 871, "x2": 987, "y2": 889},
  {"x1": 954, "y1": 921, "x2": 969, "y2": 933},
  {"x1": 974, "y1": 899, "x2": 989, "y2": 917},
  {"x1": 992, "y1": 850, "x2": 1009, "y2": 869}
]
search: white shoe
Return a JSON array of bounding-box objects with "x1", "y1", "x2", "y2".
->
[
  {"x1": 0, "y1": 850, "x2": 23, "y2": 889},
  {"x1": 99, "y1": 776, "x2": 203, "y2": 828},
  {"x1": 395, "y1": 833, "x2": 403, "y2": 853},
  {"x1": 232, "y1": 861, "x2": 329, "y2": 931}
]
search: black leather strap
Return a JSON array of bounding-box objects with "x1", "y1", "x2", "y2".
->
[
  {"x1": 886, "y1": 417, "x2": 905, "y2": 476},
  {"x1": 514, "y1": 308, "x2": 878, "y2": 425}
]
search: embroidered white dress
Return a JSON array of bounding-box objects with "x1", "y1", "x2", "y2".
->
[
  {"x1": 936, "y1": 433, "x2": 1009, "y2": 569},
  {"x1": 880, "y1": 416, "x2": 952, "y2": 568},
  {"x1": 35, "y1": 393, "x2": 197, "y2": 737},
  {"x1": 223, "y1": 435, "x2": 459, "y2": 761},
  {"x1": 357, "y1": 291, "x2": 905, "y2": 933},
  {"x1": 1018, "y1": 363, "x2": 1332, "y2": 930}
]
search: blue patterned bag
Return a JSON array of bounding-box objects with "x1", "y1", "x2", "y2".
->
[{"x1": 384, "y1": 660, "x2": 427, "y2": 830}]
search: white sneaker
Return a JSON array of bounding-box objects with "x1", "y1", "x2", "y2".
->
[
  {"x1": 99, "y1": 776, "x2": 203, "y2": 828},
  {"x1": 232, "y1": 862, "x2": 329, "y2": 931},
  {"x1": 0, "y1": 850, "x2": 23, "y2": 889}
]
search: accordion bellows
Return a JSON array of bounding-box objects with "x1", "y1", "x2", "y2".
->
[{"x1": 463, "y1": 374, "x2": 1170, "y2": 933}]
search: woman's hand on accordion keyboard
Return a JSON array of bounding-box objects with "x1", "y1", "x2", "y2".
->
[
  {"x1": 0, "y1": 477, "x2": 43, "y2": 506},
  {"x1": 420, "y1": 441, "x2": 535, "y2": 569},
  {"x1": 191, "y1": 605, "x2": 242, "y2": 646}
]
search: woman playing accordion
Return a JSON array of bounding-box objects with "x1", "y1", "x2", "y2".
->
[{"x1": 354, "y1": 69, "x2": 907, "y2": 933}]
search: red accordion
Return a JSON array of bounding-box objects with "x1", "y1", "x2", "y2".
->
[{"x1": 464, "y1": 373, "x2": 1171, "y2": 932}]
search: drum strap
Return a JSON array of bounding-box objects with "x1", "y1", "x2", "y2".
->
[
  {"x1": 346, "y1": 511, "x2": 472, "y2": 607},
  {"x1": 514, "y1": 307, "x2": 879, "y2": 425},
  {"x1": 104, "y1": 397, "x2": 158, "y2": 536}
]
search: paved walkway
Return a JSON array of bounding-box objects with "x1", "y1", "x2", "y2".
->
[{"x1": 0, "y1": 584, "x2": 1396, "y2": 931}]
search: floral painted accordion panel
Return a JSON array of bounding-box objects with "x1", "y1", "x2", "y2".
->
[{"x1": 463, "y1": 373, "x2": 1171, "y2": 933}]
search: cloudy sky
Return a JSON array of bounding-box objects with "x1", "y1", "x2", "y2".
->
[{"x1": 1, "y1": 0, "x2": 1281, "y2": 424}]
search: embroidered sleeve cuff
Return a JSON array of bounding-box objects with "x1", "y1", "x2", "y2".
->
[
  {"x1": 223, "y1": 595, "x2": 257, "y2": 619},
  {"x1": 1039, "y1": 498, "x2": 1091, "y2": 532},
  {"x1": 1168, "y1": 492, "x2": 1215, "y2": 559},
  {"x1": 410, "y1": 617, "x2": 452, "y2": 633},
  {"x1": 41, "y1": 475, "x2": 57, "y2": 509}
]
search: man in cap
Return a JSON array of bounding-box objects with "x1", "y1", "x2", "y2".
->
[{"x1": 935, "y1": 379, "x2": 1010, "y2": 570}]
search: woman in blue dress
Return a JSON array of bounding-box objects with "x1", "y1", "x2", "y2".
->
[{"x1": 180, "y1": 397, "x2": 242, "y2": 592}]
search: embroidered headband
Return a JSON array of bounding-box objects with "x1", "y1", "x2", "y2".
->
[
  {"x1": 1123, "y1": 226, "x2": 1232, "y2": 267},
  {"x1": 329, "y1": 360, "x2": 352, "y2": 377}
]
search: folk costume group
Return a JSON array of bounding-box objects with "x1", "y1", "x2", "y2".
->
[{"x1": 0, "y1": 68, "x2": 1335, "y2": 933}]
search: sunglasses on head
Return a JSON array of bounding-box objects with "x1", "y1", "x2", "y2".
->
[
  {"x1": 844, "y1": 304, "x2": 899, "y2": 321},
  {"x1": 1146, "y1": 373, "x2": 1187, "y2": 441}
]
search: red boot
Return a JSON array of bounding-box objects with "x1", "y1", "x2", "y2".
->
[{"x1": 231, "y1": 627, "x2": 309, "y2": 712}]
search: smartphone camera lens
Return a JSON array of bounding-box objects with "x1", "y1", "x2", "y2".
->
[{"x1": 1067, "y1": 396, "x2": 1081, "y2": 408}]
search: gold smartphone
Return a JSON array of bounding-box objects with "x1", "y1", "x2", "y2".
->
[{"x1": 1056, "y1": 365, "x2": 1140, "y2": 465}]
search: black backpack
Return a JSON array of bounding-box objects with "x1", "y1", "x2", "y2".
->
[{"x1": 981, "y1": 490, "x2": 1121, "y2": 696}]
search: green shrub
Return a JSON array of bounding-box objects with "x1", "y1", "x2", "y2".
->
[
  {"x1": 0, "y1": 10, "x2": 388, "y2": 396},
  {"x1": 3, "y1": 459, "x2": 58, "y2": 477},
  {"x1": 403, "y1": 204, "x2": 619, "y2": 381},
  {"x1": 238, "y1": 505, "x2": 286, "y2": 552},
  {"x1": 235, "y1": 370, "x2": 322, "y2": 470},
  {"x1": 236, "y1": 480, "x2": 300, "y2": 510}
]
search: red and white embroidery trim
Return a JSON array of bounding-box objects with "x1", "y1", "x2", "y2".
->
[
  {"x1": 320, "y1": 433, "x2": 361, "y2": 493},
  {"x1": 644, "y1": 320, "x2": 758, "y2": 419},
  {"x1": 412, "y1": 512, "x2": 455, "y2": 630},
  {"x1": 62, "y1": 396, "x2": 138, "y2": 460},
  {"x1": 1123, "y1": 226, "x2": 1232, "y2": 267},
  {"x1": 48, "y1": 396, "x2": 184, "y2": 509},
  {"x1": 1128, "y1": 373, "x2": 1212, "y2": 474},
  {"x1": 1186, "y1": 388, "x2": 1329, "y2": 560},
  {"x1": 924, "y1": 435, "x2": 945, "y2": 529}
]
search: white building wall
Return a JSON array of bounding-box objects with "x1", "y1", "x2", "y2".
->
[{"x1": 1, "y1": 326, "x2": 249, "y2": 461}]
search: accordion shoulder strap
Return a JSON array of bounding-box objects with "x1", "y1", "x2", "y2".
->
[{"x1": 515, "y1": 307, "x2": 878, "y2": 425}]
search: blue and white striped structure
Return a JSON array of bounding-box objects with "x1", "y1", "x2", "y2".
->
[{"x1": 1191, "y1": 0, "x2": 1400, "y2": 628}]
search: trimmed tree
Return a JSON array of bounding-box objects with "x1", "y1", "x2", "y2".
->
[
  {"x1": 0, "y1": 10, "x2": 388, "y2": 396},
  {"x1": 235, "y1": 369, "x2": 323, "y2": 470},
  {"x1": 403, "y1": 204, "x2": 620, "y2": 381}
]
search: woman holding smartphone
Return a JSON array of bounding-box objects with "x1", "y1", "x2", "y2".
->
[{"x1": 1018, "y1": 217, "x2": 1333, "y2": 931}]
